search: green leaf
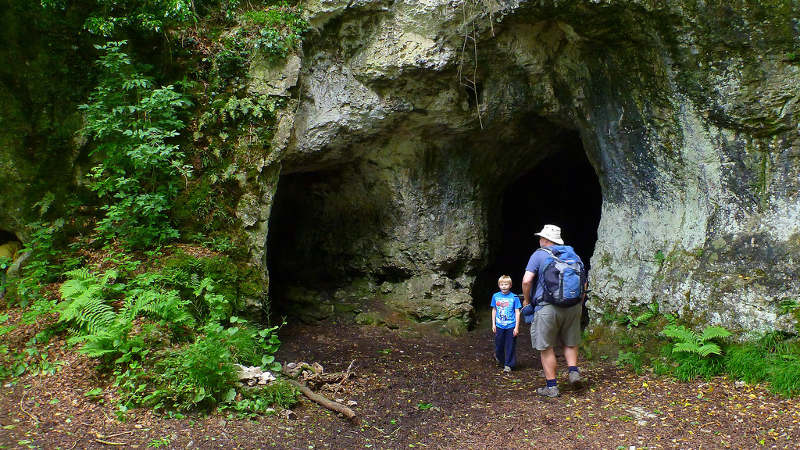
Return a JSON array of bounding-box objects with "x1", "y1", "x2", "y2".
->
[
  {"x1": 673, "y1": 342, "x2": 701, "y2": 354},
  {"x1": 701, "y1": 326, "x2": 731, "y2": 341},
  {"x1": 223, "y1": 388, "x2": 236, "y2": 402},
  {"x1": 85, "y1": 388, "x2": 103, "y2": 397},
  {"x1": 697, "y1": 343, "x2": 722, "y2": 357},
  {"x1": 261, "y1": 355, "x2": 275, "y2": 365}
]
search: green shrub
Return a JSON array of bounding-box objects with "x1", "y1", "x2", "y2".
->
[
  {"x1": 150, "y1": 322, "x2": 239, "y2": 410},
  {"x1": 239, "y1": 3, "x2": 308, "y2": 59},
  {"x1": 6, "y1": 220, "x2": 65, "y2": 307},
  {"x1": 661, "y1": 324, "x2": 731, "y2": 381},
  {"x1": 230, "y1": 379, "x2": 299, "y2": 415},
  {"x1": 724, "y1": 344, "x2": 770, "y2": 383},
  {"x1": 769, "y1": 359, "x2": 800, "y2": 397},
  {"x1": 616, "y1": 350, "x2": 645, "y2": 375},
  {"x1": 79, "y1": 41, "x2": 192, "y2": 248},
  {"x1": 671, "y1": 352, "x2": 725, "y2": 381}
]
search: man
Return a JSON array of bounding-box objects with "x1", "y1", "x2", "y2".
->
[{"x1": 522, "y1": 224, "x2": 585, "y2": 397}]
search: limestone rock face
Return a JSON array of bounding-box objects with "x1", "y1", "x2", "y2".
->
[
  {"x1": 2, "y1": 1, "x2": 797, "y2": 334},
  {"x1": 261, "y1": 0, "x2": 800, "y2": 333}
]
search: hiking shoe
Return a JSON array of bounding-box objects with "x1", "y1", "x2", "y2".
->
[
  {"x1": 568, "y1": 370, "x2": 583, "y2": 386},
  {"x1": 503, "y1": 365, "x2": 511, "y2": 373},
  {"x1": 536, "y1": 386, "x2": 559, "y2": 398}
]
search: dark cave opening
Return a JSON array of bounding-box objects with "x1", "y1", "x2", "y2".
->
[
  {"x1": 0, "y1": 230, "x2": 20, "y2": 244},
  {"x1": 472, "y1": 132, "x2": 602, "y2": 309},
  {"x1": 266, "y1": 168, "x2": 363, "y2": 317}
]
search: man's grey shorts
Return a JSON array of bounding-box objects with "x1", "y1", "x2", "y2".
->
[{"x1": 530, "y1": 303, "x2": 582, "y2": 351}]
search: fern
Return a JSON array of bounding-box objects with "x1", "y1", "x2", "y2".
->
[
  {"x1": 697, "y1": 343, "x2": 723, "y2": 357},
  {"x1": 673, "y1": 342, "x2": 701, "y2": 354},
  {"x1": 125, "y1": 286, "x2": 195, "y2": 329},
  {"x1": 701, "y1": 326, "x2": 732, "y2": 342},
  {"x1": 57, "y1": 269, "x2": 116, "y2": 335},
  {"x1": 662, "y1": 325, "x2": 698, "y2": 344},
  {"x1": 661, "y1": 323, "x2": 731, "y2": 382}
]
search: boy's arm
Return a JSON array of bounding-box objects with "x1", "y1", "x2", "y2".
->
[
  {"x1": 491, "y1": 307, "x2": 497, "y2": 334},
  {"x1": 513, "y1": 308, "x2": 520, "y2": 336}
]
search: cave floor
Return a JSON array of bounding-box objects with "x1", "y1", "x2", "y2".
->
[{"x1": 1, "y1": 318, "x2": 799, "y2": 448}]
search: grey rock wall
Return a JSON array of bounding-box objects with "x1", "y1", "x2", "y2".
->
[{"x1": 258, "y1": 0, "x2": 800, "y2": 333}]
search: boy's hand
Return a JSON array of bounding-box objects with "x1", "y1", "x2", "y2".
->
[
  {"x1": 513, "y1": 326, "x2": 519, "y2": 337},
  {"x1": 492, "y1": 324, "x2": 497, "y2": 334}
]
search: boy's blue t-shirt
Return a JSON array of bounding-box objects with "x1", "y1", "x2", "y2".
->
[{"x1": 490, "y1": 291, "x2": 521, "y2": 329}]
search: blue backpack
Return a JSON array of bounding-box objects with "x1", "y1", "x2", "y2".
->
[{"x1": 537, "y1": 246, "x2": 586, "y2": 307}]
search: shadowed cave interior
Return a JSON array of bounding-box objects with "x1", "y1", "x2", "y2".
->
[
  {"x1": 0, "y1": 230, "x2": 19, "y2": 244},
  {"x1": 473, "y1": 131, "x2": 602, "y2": 312},
  {"x1": 267, "y1": 132, "x2": 602, "y2": 320}
]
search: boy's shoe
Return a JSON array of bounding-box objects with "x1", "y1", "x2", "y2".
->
[
  {"x1": 536, "y1": 386, "x2": 559, "y2": 398},
  {"x1": 568, "y1": 370, "x2": 583, "y2": 386},
  {"x1": 503, "y1": 365, "x2": 511, "y2": 373},
  {"x1": 494, "y1": 354, "x2": 501, "y2": 365}
]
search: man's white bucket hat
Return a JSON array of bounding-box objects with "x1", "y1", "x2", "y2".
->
[{"x1": 534, "y1": 224, "x2": 564, "y2": 245}]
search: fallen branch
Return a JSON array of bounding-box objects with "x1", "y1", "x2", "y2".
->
[
  {"x1": 100, "y1": 430, "x2": 136, "y2": 439},
  {"x1": 94, "y1": 439, "x2": 127, "y2": 446},
  {"x1": 284, "y1": 378, "x2": 356, "y2": 420}
]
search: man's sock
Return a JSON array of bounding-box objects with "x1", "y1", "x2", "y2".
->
[
  {"x1": 546, "y1": 378, "x2": 557, "y2": 388},
  {"x1": 568, "y1": 366, "x2": 579, "y2": 373}
]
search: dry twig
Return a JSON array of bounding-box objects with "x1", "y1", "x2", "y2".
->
[
  {"x1": 19, "y1": 393, "x2": 39, "y2": 424},
  {"x1": 332, "y1": 360, "x2": 356, "y2": 395},
  {"x1": 94, "y1": 439, "x2": 127, "y2": 446}
]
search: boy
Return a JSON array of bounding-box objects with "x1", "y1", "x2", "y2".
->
[{"x1": 491, "y1": 275, "x2": 521, "y2": 373}]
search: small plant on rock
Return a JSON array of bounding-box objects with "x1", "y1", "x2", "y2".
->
[{"x1": 662, "y1": 324, "x2": 731, "y2": 380}]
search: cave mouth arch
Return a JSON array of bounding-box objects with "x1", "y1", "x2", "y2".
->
[{"x1": 472, "y1": 131, "x2": 602, "y2": 312}]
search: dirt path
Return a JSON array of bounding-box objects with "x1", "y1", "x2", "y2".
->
[{"x1": 2, "y1": 322, "x2": 799, "y2": 448}]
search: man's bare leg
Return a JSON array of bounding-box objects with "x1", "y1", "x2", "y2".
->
[
  {"x1": 564, "y1": 345, "x2": 578, "y2": 367},
  {"x1": 540, "y1": 347, "x2": 557, "y2": 380}
]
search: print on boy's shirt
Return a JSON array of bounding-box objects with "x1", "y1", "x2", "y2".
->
[{"x1": 491, "y1": 292, "x2": 521, "y2": 329}]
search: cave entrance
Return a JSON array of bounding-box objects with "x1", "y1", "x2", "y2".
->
[
  {"x1": 266, "y1": 167, "x2": 363, "y2": 318},
  {"x1": 0, "y1": 230, "x2": 19, "y2": 244},
  {"x1": 473, "y1": 132, "x2": 602, "y2": 310}
]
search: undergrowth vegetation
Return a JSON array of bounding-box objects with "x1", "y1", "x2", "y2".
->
[
  {"x1": 1, "y1": 0, "x2": 309, "y2": 416},
  {"x1": 588, "y1": 302, "x2": 800, "y2": 398}
]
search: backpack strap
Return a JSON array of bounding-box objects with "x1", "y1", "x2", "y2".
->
[
  {"x1": 533, "y1": 248, "x2": 560, "y2": 306},
  {"x1": 538, "y1": 247, "x2": 562, "y2": 263}
]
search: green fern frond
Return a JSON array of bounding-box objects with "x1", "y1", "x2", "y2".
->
[
  {"x1": 58, "y1": 269, "x2": 117, "y2": 336},
  {"x1": 673, "y1": 342, "x2": 702, "y2": 354},
  {"x1": 634, "y1": 310, "x2": 655, "y2": 324},
  {"x1": 701, "y1": 326, "x2": 732, "y2": 342},
  {"x1": 662, "y1": 325, "x2": 699, "y2": 344},
  {"x1": 63, "y1": 267, "x2": 94, "y2": 282},
  {"x1": 697, "y1": 343, "x2": 723, "y2": 357},
  {"x1": 125, "y1": 287, "x2": 195, "y2": 327}
]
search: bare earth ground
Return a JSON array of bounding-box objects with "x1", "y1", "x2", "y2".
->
[{"x1": 2, "y1": 316, "x2": 799, "y2": 449}]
